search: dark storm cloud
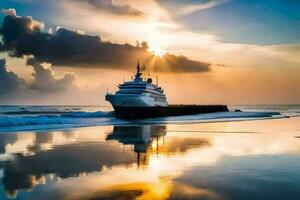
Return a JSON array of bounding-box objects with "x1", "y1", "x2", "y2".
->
[
  {"x1": 70, "y1": 0, "x2": 143, "y2": 16},
  {"x1": 0, "y1": 12, "x2": 210, "y2": 73},
  {"x1": 0, "y1": 59, "x2": 25, "y2": 94},
  {"x1": 147, "y1": 54, "x2": 210, "y2": 73}
]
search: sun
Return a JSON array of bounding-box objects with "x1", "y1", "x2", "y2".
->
[{"x1": 149, "y1": 46, "x2": 166, "y2": 57}]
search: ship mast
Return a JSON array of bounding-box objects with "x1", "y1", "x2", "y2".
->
[
  {"x1": 137, "y1": 60, "x2": 141, "y2": 76},
  {"x1": 134, "y1": 60, "x2": 143, "y2": 82}
]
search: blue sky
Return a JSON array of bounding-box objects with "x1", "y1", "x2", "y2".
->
[
  {"x1": 1, "y1": 0, "x2": 299, "y2": 45},
  {"x1": 159, "y1": 0, "x2": 300, "y2": 45},
  {"x1": 0, "y1": 0, "x2": 62, "y2": 27}
]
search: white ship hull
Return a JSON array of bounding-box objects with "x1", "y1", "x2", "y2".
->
[{"x1": 106, "y1": 94, "x2": 168, "y2": 107}]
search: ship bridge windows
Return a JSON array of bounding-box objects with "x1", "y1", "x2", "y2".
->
[{"x1": 118, "y1": 89, "x2": 165, "y2": 96}]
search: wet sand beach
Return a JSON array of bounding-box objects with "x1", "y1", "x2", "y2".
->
[{"x1": 0, "y1": 117, "x2": 299, "y2": 200}]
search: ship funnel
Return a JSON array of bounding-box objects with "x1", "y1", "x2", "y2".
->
[{"x1": 147, "y1": 78, "x2": 152, "y2": 84}]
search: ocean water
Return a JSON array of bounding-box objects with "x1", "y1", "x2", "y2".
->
[{"x1": 0, "y1": 105, "x2": 299, "y2": 132}]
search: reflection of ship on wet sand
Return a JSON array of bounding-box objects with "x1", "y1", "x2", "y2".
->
[{"x1": 106, "y1": 126, "x2": 167, "y2": 166}]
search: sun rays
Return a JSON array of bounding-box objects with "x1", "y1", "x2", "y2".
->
[{"x1": 149, "y1": 46, "x2": 166, "y2": 57}]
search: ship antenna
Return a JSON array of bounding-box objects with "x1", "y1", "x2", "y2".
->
[{"x1": 156, "y1": 75, "x2": 158, "y2": 86}]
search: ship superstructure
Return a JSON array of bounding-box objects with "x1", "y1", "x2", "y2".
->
[{"x1": 105, "y1": 62, "x2": 168, "y2": 108}]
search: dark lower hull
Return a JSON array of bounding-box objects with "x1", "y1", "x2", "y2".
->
[{"x1": 113, "y1": 105, "x2": 229, "y2": 119}]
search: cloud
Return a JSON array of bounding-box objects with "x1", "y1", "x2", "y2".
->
[
  {"x1": 27, "y1": 58, "x2": 76, "y2": 92},
  {"x1": 155, "y1": 0, "x2": 230, "y2": 16},
  {"x1": 145, "y1": 54, "x2": 209, "y2": 73},
  {"x1": 177, "y1": 0, "x2": 230, "y2": 16},
  {"x1": 0, "y1": 11, "x2": 210, "y2": 73},
  {"x1": 69, "y1": 0, "x2": 143, "y2": 16},
  {"x1": 0, "y1": 59, "x2": 25, "y2": 94},
  {"x1": 0, "y1": 8, "x2": 17, "y2": 16},
  {"x1": 0, "y1": 57, "x2": 76, "y2": 96},
  {"x1": 0, "y1": 57, "x2": 82, "y2": 104}
]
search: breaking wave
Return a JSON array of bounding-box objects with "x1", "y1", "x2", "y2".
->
[
  {"x1": 3, "y1": 111, "x2": 70, "y2": 115},
  {"x1": 0, "y1": 109, "x2": 285, "y2": 132},
  {"x1": 0, "y1": 115, "x2": 71, "y2": 127},
  {"x1": 61, "y1": 111, "x2": 114, "y2": 118}
]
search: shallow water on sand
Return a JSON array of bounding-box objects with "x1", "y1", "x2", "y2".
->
[{"x1": 0, "y1": 117, "x2": 300, "y2": 200}]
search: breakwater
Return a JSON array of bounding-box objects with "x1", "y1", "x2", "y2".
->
[{"x1": 113, "y1": 105, "x2": 229, "y2": 119}]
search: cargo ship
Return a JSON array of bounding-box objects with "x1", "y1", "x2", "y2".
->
[{"x1": 105, "y1": 62, "x2": 228, "y2": 119}]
